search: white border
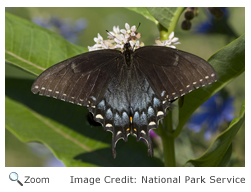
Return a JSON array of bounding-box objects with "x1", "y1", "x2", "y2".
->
[{"x1": 3, "y1": 2, "x2": 249, "y2": 191}]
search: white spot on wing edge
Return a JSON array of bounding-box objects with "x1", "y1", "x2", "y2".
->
[
  {"x1": 141, "y1": 130, "x2": 146, "y2": 134},
  {"x1": 35, "y1": 85, "x2": 39, "y2": 89},
  {"x1": 149, "y1": 121, "x2": 156, "y2": 126},
  {"x1": 116, "y1": 131, "x2": 122, "y2": 136},
  {"x1": 106, "y1": 123, "x2": 113, "y2": 127},
  {"x1": 157, "y1": 111, "x2": 164, "y2": 116},
  {"x1": 96, "y1": 114, "x2": 104, "y2": 119}
]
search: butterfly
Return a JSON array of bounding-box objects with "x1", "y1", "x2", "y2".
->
[{"x1": 31, "y1": 35, "x2": 218, "y2": 158}]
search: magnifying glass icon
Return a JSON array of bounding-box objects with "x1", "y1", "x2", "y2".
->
[{"x1": 9, "y1": 172, "x2": 23, "y2": 186}]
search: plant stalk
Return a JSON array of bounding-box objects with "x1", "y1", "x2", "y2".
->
[{"x1": 159, "y1": 111, "x2": 176, "y2": 167}]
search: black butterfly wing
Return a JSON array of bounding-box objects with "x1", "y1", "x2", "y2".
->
[
  {"x1": 31, "y1": 45, "x2": 218, "y2": 159},
  {"x1": 89, "y1": 46, "x2": 218, "y2": 158},
  {"x1": 31, "y1": 49, "x2": 123, "y2": 108},
  {"x1": 128, "y1": 66, "x2": 171, "y2": 157},
  {"x1": 122, "y1": 46, "x2": 218, "y2": 157},
  {"x1": 89, "y1": 62, "x2": 171, "y2": 158},
  {"x1": 133, "y1": 46, "x2": 218, "y2": 102},
  {"x1": 89, "y1": 66, "x2": 131, "y2": 158}
]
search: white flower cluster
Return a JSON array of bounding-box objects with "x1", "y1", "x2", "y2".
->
[
  {"x1": 88, "y1": 23, "x2": 143, "y2": 52},
  {"x1": 88, "y1": 23, "x2": 180, "y2": 52}
]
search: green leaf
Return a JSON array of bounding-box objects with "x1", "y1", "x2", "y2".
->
[
  {"x1": 5, "y1": 12, "x2": 87, "y2": 76},
  {"x1": 147, "y1": 7, "x2": 185, "y2": 33},
  {"x1": 126, "y1": 7, "x2": 158, "y2": 24},
  {"x1": 174, "y1": 34, "x2": 245, "y2": 138},
  {"x1": 185, "y1": 101, "x2": 245, "y2": 167},
  {"x1": 5, "y1": 13, "x2": 163, "y2": 167}
]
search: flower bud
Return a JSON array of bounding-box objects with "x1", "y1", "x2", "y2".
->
[
  {"x1": 181, "y1": 20, "x2": 192, "y2": 30},
  {"x1": 185, "y1": 11, "x2": 194, "y2": 20}
]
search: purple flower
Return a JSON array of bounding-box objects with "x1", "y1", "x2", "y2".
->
[
  {"x1": 32, "y1": 16, "x2": 87, "y2": 43},
  {"x1": 150, "y1": 129, "x2": 159, "y2": 138},
  {"x1": 187, "y1": 93, "x2": 235, "y2": 140}
]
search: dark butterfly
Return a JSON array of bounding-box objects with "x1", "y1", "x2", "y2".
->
[{"x1": 31, "y1": 41, "x2": 218, "y2": 158}]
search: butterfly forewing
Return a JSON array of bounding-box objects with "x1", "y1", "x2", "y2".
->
[
  {"x1": 32, "y1": 50, "x2": 123, "y2": 106},
  {"x1": 134, "y1": 46, "x2": 218, "y2": 102}
]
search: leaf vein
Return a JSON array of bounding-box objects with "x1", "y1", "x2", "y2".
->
[{"x1": 5, "y1": 50, "x2": 46, "y2": 71}]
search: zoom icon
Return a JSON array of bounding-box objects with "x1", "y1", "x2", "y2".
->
[{"x1": 9, "y1": 172, "x2": 23, "y2": 186}]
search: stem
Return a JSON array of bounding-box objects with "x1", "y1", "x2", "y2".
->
[
  {"x1": 169, "y1": 7, "x2": 185, "y2": 34},
  {"x1": 172, "y1": 96, "x2": 191, "y2": 138},
  {"x1": 159, "y1": 111, "x2": 176, "y2": 167},
  {"x1": 158, "y1": 23, "x2": 169, "y2": 40}
]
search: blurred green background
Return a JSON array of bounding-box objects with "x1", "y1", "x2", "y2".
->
[{"x1": 5, "y1": 7, "x2": 245, "y2": 167}]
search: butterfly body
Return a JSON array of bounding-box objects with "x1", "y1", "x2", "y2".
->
[{"x1": 32, "y1": 43, "x2": 217, "y2": 158}]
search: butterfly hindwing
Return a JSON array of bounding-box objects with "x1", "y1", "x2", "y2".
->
[{"x1": 88, "y1": 63, "x2": 172, "y2": 158}]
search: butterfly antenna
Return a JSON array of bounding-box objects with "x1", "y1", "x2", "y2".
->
[
  {"x1": 136, "y1": 22, "x2": 141, "y2": 31},
  {"x1": 106, "y1": 30, "x2": 112, "y2": 37}
]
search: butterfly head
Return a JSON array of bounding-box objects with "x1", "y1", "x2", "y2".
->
[{"x1": 123, "y1": 42, "x2": 133, "y2": 52}]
